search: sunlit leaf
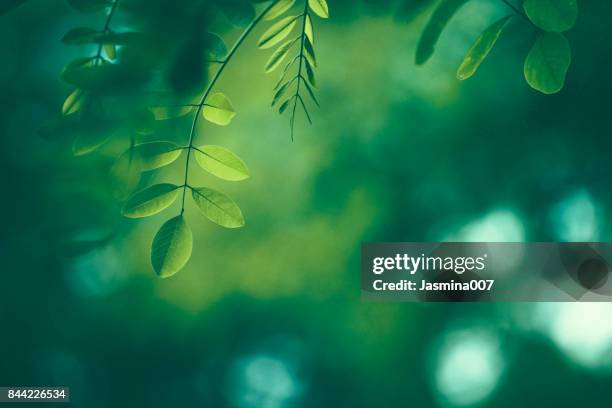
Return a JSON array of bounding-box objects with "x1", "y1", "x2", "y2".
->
[
  {"x1": 304, "y1": 36, "x2": 317, "y2": 67},
  {"x1": 148, "y1": 105, "x2": 194, "y2": 120},
  {"x1": 133, "y1": 141, "x2": 183, "y2": 171},
  {"x1": 202, "y1": 93, "x2": 236, "y2": 126},
  {"x1": 415, "y1": 0, "x2": 468, "y2": 65},
  {"x1": 194, "y1": 145, "x2": 250, "y2": 181},
  {"x1": 308, "y1": 0, "x2": 329, "y2": 18},
  {"x1": 67, "y1": 0, "x2": 109, "y2": 13},
  {"x1": 61, "y1": 27, "x2": 99, "y2": 45},
  {"x1": 151, "y1": 215, "x2": 192, "y2": 278},
  {"x1": 264, "y1": 0, "x2": 296, "y2": 21},
  {"x1": 62, "y1": 89, "x2": 87, "y2": 116},
  {"x1": 524, "y1": 0, "x2": 578, "y2": 32},
  {"x1": 122, "y1": 183, "x2": 180, "y2": 218},
  {"x1": 104, "y1": 43, "x2": 116, "y2": 60},
  {"x1": 191, "y1": 187, "x2": 245, "y2": 228},
  {"x1": 457, "y1": 15, "x2": 512, "y2": 80},
  {"x1": 524, "y1": 32, "x2": 571, "y2": 94},
  {"x1": 265, "y1": 38, "x2": 297, "y2": 73},
  {"x1": 305, "y1": 14, "x2": 314, "y2": 44},
  {"x1": 258, "y1": 15, "x2": 298, "y2": 49}
]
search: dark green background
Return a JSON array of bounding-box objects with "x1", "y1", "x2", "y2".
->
[{"x1": 1, "y1": 0, "x2": 611, "y2": 406}]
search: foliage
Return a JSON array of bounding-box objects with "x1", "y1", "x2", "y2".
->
[{"x1": 415, "y1": 0, "x2": 578, "y2": 94}]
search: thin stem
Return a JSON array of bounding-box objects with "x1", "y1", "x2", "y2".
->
[
  {"x1": 501, "y1": 0, "x2": 528, "y2": 20},
  {"x1": 179, "y1": 0, "x2": 282, "y2": 214},
  {"x1": 289, "y1": 1, "x2": 310, "y2": 141},
  {"x1": 95, "y1": 0, "x2": 120, "y2": 62}
]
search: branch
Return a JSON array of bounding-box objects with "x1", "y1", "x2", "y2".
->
[
  {"x1": 179, "y1": 0, "x2": 283, "y2": 214},
  {"x1": 95, "y1": 0, "x2": 120, "y2": 62},
  {"x1": 289, "y1": 1, "x2": 310, "y2": 141}
]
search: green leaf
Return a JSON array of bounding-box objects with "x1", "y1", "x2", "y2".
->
[
  {"x1": 279, "y1": 99, "x2": 291, "y2": 114},
  {"x1": 523, "y1": 0, "x2": 578, "y2": 32},
  {"x1": 258, "y1": 15, "x2": 298, "y2": 49},
  {"x1": 104, "y1": 43, "x2": 116, "y2": 60},
  {"x1": 61, "y1": 27, "x2": 99, "y2": 45},
  {"x1": 415, "y1": 0, "x2": 468, "y2": 65},
  {"x1": 202, "y1": 93, "x2": 236, "y2": 126},
  {"x1": 0, "y1": 0, "x2": 27, "y2": 15},
  {"x1": 308, "y1": 0, "x2": 329, "y2": 18},
  {"x1": 272, "y1": 81, "x2": 291, "y2": 107},
  {"x1": 194, "y1": 145, "x2": 250, "y2": 181},
  {"x1": 304, "y1": 58, "x2": 316, "y2": 87},
  {"x1": 62, "y1": 89, "x2": 87, "y2": 116},
  {"x1": 524, "y1": 32, "x2": 571, "y2": 94},
  {"x1": 191, "y1": 187, "x2": 245, "y2": 228},
  {"x1": 302, "y1": 79, "x2": 319, "y2": 107},
  {"x1": 122, "y1": 183, "x2": 180, "y2": 218},
  {"x1": 264, "y1": 0, "x2": 296, "y2": 21},
  {"x1": 110, "y1": 150, "x2": 142, "y2": 200},
  {"x1": 457, "y1": 15, "x2": 512, "y2": 80},
  {"x1": 304, "y1": 36, "x2": 317, "y2": 67},
  {"x1": 265, "y1": 38, "x2": 297, "y2": 73},
  {"x1": 204, "y1": 32, "x2": 227, "y2": 61},
  {"x1": 151, "y1": 216, "x2": 192, "y2": 278},
  {"x1": 148, "y1": 105, "x2": 194, "y2": 120},
  {"x1": 133, "y1": 141, "x2": 183, "y2": 171},
  {"x1": 305, "y1": 14, "x2": 314, "y2": 44},
  {"x1": 67, "y1": 0, "x2": 109, "y2": 13}
]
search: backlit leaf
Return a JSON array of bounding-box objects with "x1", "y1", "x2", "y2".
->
[
  {"x1": 265, "y1": 38, "x2": 297, "y2": 73},
  {"x1": 258, "y1": 15, "x2": 298, "y2": 49},
  {"x1": 133, "y1": 141, "x2": 183, "y2": 171},
  {"x1": 122, "y1": 183, "x2": 180, "y2": 218},
  {"x1": 305, "y1": 14, "x2": 314, "y2": 44},
  {"x1": 308, "y1": 0, "x2": 329, "y2": 18},
  {"x1": 264, "y1": 0, "x2": 296, "y2": 21},
  {"x1": 62, "y1": 89, "x2": 87, "y2": 116},
  {"x1": 202, "y1": 93, "x2": 236, "y2": 126},
  {"x1": 151, "y1": 216, "x2": 192, "y2": 278},
  {"x1": 524, "y1": 0, "x2": 577, "y2": 32},
  {"x1": 304, "y1": 36, "x2": 317, "y2": 67},
  {"x1": 194, "y1": 145, "x2": 250, "y2": 181},
  {"x1": 191, "y1": 187, "x2": 245, "y2": 228},
  {"x1": 457, "y1": 15, "x2": 512, "y2": 80},
  {"x1": 415, "y1": 0, "x2": 468, "y2": 65},
  {"x1": 524, "y1": 32, "x2": 571, "y2": 94}
]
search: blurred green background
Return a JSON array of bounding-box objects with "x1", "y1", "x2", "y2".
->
[{"x1": 1, "y1": 0, "x2": 612, "y2": 406}]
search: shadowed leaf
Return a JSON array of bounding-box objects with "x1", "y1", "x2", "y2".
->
[
  {"x1": 133, "y1": 141, "x2": 183, "y2": 171},
  {"x1": 415, "y1": 0, "x2": 468, "y2": 65},
  {"x1": 524, "y1": 32, "x2": 571, "y2": 94},
  {"x1": 524, "y1": 0, "x2": 578, "y2": 32}
]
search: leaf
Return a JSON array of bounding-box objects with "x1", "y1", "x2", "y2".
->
[
  {"x1": 151, "y1": 216, "x2": 192, "y2": 278},
  {"x1": 62, "y1": 89, "x2": 87, "y2": 116},
  {"x1": 279, "y1": 99, "x2": 291, "y2": 114},
  {"x1": 194, "y1": 145, "x2": 250, "y2": 181},
  {"x1": 133, "y1": 141, "x2": 183, "y2": 171},
  {"x1": 0, "y1": 0, "x2": 27, "y2": 15},
  {"x1": 61, "y1": 27, "x2": 99, "y2": 45},
  {"x1": 272, "y1": 81, "x2": 291, "y2": 106},
  {"x1": 191, "y1": 187, "x2": 245, "y2": 228},
  {"x1": 304, "y1": 58, "x2": 316, "y2": 87},
  {"x1": 110, "y1": 150, "x2": 142, "y2": 200},
  {"x1": 204, "y1": 32, "x2": 227, "y2": 61},
  {"x1": 524, "y1": 32, "x2": 571, "y2": 94},
  {"x1": 523, "y1": 0, "x2": 578, "y2": 32},
  {"x1": 265, "y1": 0, "x2": 296, "y2": 21},
  {"x1": 104, "y1": 43, "x2": 116, "y2": 60},
  {"x1": 202, "y1": 93, "x2": 236, "y2": 126},
  {"x1": 302, "y1": 79, "x2": 319, "y2": 107},
  {"x1": 72, "y1": 128, "x2": 112, "y2": 156},
  {"x1": 148, "y1": 105, "x2": 194, "y2": 120},
  {"x1": 415, "y1": 0, "x2": 468, "y2": 65},
  {"x1": 258, "y1": 15, "x2": 298, "y2": 49},
  {"x1": 457, "y1": 15, "x2": 512, "y2": 80},
  {"x1": 265, "y1": 38, "x2": 297, "y2": 73},
  {"x1": 122, "y1": 183, "x2": 180, "y2": 218},
  {"x1": 308, "y1": 0, "x2": 329, "y2": 18},
  {"x1": 305, "y1": 14, "x2": 314, "y2": 44},
  {"x1": 304, "y1": 36, "x2": 317, "y2": 67},
  {"x1": 67, "y1": 0, "x2": 108, "y2": 13}
]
